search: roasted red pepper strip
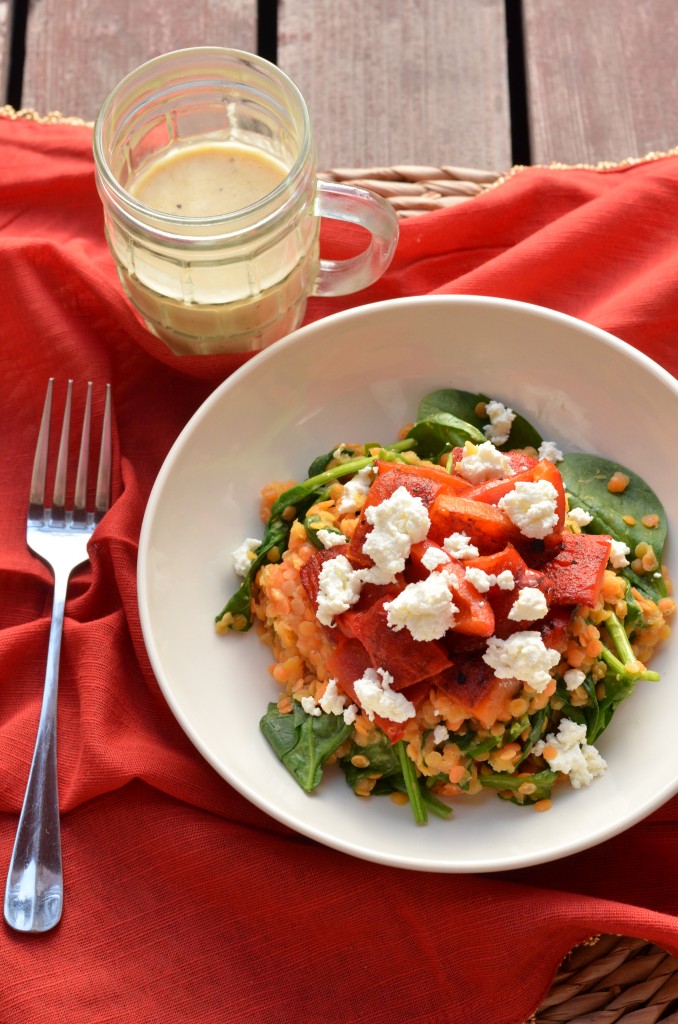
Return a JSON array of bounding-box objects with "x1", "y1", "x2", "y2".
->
[
  {"x1": 433, "y1": 658, "x2": 521, "y2": 730},
  {"x1": 540, "y1": 532, "x2": 612, "y2": 607},
  {"x1": 428, "y1": 492, "x2": 521, "y2": 552},
  {"x1": 338, "y1": 593, "x2": 452, "y2": 690},
  {"x1": 327, "y1": 636, "x2": 429, "y2": 742},
  {"x1": 464, "y1": 543, "x2": 554, "y2": 638}
]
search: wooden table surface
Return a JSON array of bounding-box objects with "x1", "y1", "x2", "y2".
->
[{"x1": 1, "y1": 0, "x2": 677, "y2": 172}]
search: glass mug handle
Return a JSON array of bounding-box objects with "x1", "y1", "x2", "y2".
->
[{"x1": 312, "y1": 181, "x2": 399, "y2": 297}]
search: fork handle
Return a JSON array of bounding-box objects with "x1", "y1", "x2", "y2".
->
[{"x1": 4, "y1": 569, "x2": 69, "y2": 933}]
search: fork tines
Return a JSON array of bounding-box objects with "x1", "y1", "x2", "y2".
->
[{"x1": 29, "y1": 379, "x2": 112, "y2": 527}]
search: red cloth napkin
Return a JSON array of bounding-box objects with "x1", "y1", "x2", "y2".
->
[{"x1": 1, "y1": 114, "x2": 678, "y2": 1024}]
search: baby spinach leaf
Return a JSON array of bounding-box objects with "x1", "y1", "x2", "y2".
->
[
  {"x1": 455, "y1": 733, "x2": 502, "y2": 759},
  {"x1": 418, "y1": 388, "x2": 488, "y2": 425},
  {"x1": 260, "y1": 702, "x2": 353, "y2": 793},
  {"x1": 396, "y1": 740, "x2": 428, "y2": 824},
  {"x1": 554, "y1": 684, "x2": 589, "y2": 729},
  {"x1": 559, "y1": 453, "x2": 667, "y2": 586},
  {"x1": 416, "y1": 388, "x2": 543, "y2": 452},
  {"x1": 303, "y1": 515, "x2": 346, "y2": 550},
  {"x1": 480, "y1": 768, "x2": 557, "y2": 804},
  {"x1": 516, "y1": 707, "x2": 549, "y2": 765},
  {"x1": 340, "y1": 734, "x2": 401, "y2": 790},
  {"x1": 389, "y1": 776, "x2": 453, "y2": 819},
  {"x1": 406, "y1": 411, "x2": 485, "y2": 460},
  {"x1": 306, "y1": 450, "x2": 335, "y2": 477}
]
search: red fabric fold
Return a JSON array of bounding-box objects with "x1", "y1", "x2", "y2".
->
[{"x1": 1, "y1": 115, "x2": 678, "y2": 1024}]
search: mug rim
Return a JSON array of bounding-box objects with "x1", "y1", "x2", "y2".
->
[{"x1": 92, "y1": 47, "x2": 314, "y2": 235}]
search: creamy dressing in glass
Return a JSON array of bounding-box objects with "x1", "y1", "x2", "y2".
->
[
  {"x1": 116, "y1": 140, "x2": 318, "y2": 353},
  {"x1": 128, "y1": 140, "x2": 289, "y2": 216}
]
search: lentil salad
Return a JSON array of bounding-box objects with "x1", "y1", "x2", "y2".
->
[{"x1": 216, "y1": 388, "x2": 674, "y2": 824}]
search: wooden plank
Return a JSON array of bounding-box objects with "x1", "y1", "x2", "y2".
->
[
  {"x1": 0, "y1": 0, "x2": 11, "y2": 104},
  {"x1": 21, "y1": 0, "x2": 257, "y2": 121},
  {"x1": 523, "y1": 0, "x2": 678, "y2": 165},
  {"x1": 278, "y1": 0, "x2": 512, "y2": 170}
]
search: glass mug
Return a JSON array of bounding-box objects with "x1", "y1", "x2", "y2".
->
[{"x1": 93, "y1": 47, "x2": 399, "y2": 355}]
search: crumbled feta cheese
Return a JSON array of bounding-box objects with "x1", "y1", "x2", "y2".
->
[
  {"x1": 498, "y1": 480, "x2": 559, "y2": 539},
  {"x1": 465, "y1": 567, "x2": 495, "y2": 593},
  {"x1": 231, "y1": 537, "x2": 261, "y2": 577},
  {"x1": 384, "y1": 573, "x2": 458, "y2": 641},
  {"x1": 483, "y1": 401, "x2": 516, "y2": 446},
  {"x1": 421, "y1": 546, "x2": 451, "y2": 571},
  {"x1": 609, "y1": 539, "x2": 631, "y2": 568},
  {"x1": 563, "y1": 668, "x2": 586, "y2": 691},
  {"x1": 433, "y1": 724, "x2": 449, "y2": 745},
  {"x1": 316, "y1": 554, "x2": 363, "y2": 626},
  {"x1": 482, "y1": 631, "x2": 560, "y2": 692},
  {"x1": 458, "y1": 440, "x2": 514, "y2": 483},
  {"x1": 337, "y1": 465, "x2": 375, "y2": 513},
  {"x1": 353, "y1": 667, "x2": 416, "y2": 723},
  {"x1": 300, "y1": 695, "x2": 321, "y2": 717},
  {"x1": 508, "y1": 587, "x2": 548, "y2": 622},
  {"x1": 343, "y1": 704, "x2": 358, "y2": 725},
  {"x1": 568, "y1": 506, "x2": 593, "y2": 527},
  {"x1": 495, "y1": 569, "x2": 516, "y2": 590},
  {"x1": 318, "y1": 679, "x2": 347, "y2": 715},
  {"x1": 533, "y1": 718, "x2": 607, "y2": 789},
  {"x1": 332, "y1": 444, "x2": 348, "y2": 459},
  {"x1": 316, "y1": 528, "x2": 348, "y2": 549},
  {"x1": 465, "y1": 566, "x2": 515, "y2": 593},
  {"x1": 361, "y1": 486, "x2": 430, "y2": 583},
  {"x1": 443, "y1": 531, "x2": 480, "y2": 560},
  {"x1": 537, "y1": 440, "x2": 563, "y2": 463}
]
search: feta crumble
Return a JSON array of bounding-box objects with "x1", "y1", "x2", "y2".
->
[
  {"x1": 498, "y1": 479, "x2": 559, "y2": 539},
  {"x1": 433, "y1": 724, "x2": 449, "y2": 745},
  {"x1": 231, "y1": 537, "x2": 261, "y2": 577},
  {"x1": 533, "y1": 718, "x2": 607, "y2": 789},
  {"x1": 361, "y1": 485, "x2": 430, "y2": 583},
  {"x1": 300, "y1": 695, "x2": 321, "y2": 717},
  {"x1": 537, "y1": 440, "x2": 563, "y2": 463},
  {"x1": 458, "y1": 440, "x2": 514, "y2": 483},
  {"x1": 384, "y1": 573, "x2": 458, "y2": 641},
  {"x1": 483, "y1": 401, "x2": 516, "y2": 446},
  {"x1": 443, "y1": 531, "x2": 480, "y2": 560},
  {"x1": 495, "y1": 569, "x2": 516, "y2": 590},
  {"x1": 563, "y1": 668, "x2": 586, "y2": 691},
  {"x1": 316, "y1": 554, "x2": 363, "y2": 626},
  {"x1": 302, "y1": 682, "x2": 357, "y2": 723},
  {"x1": 609, "y1": 539, "x2": 631, "y2": 568},
  {"x1": 319, "y1": 679, "x2": 347, "y2": 715},
  {"x1": 465, "y1": 566, "x2": 515, "y2": 593},
  {"x1": 343, "y1": 704, "x2": 358, "y2": 725},
  {"x1": 353, "y1": 667, "x2": 416, "y2": 723},
  {"x1": 465, "y1": 567, "x2": 495, "y2": 593},
  {"x1": 316, "y1": 528, "x2": 348, "y2": 549},
  {"x1": 421, "y1": 546, "x2": 451, "y2": 571},
  {"x1": 337, "y1": 465, "x2": 375, "y2": 513},
  {"x1": 568, "y1": 505, "x2": 593, "y2": 527},
  {"x1": 508, "y1": 587, "x2": 548, "y2": 622},
  {"x1": 482, "y1": 631, "x2": 560, "y2": 692}
]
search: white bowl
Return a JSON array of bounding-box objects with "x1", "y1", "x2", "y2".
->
[{"x1": 137, "y1": 295, "x2": 678, "y2": 871}]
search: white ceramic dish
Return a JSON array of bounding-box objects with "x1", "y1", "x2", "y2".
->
[{"x1": 137, "y1": 295, "x2": 678, "y2": 872}]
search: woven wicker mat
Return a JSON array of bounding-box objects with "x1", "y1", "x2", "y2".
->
[
  {"x1": 2, "y1": 111, "x2": 676, "y2": 1019},
  {"x1": 318, "y1": 163, "x2": 503, "y2": 215}
]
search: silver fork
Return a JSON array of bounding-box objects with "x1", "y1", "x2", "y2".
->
[{"x1": 4, "y1": 379, "x2": 112, "y2": 933}]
